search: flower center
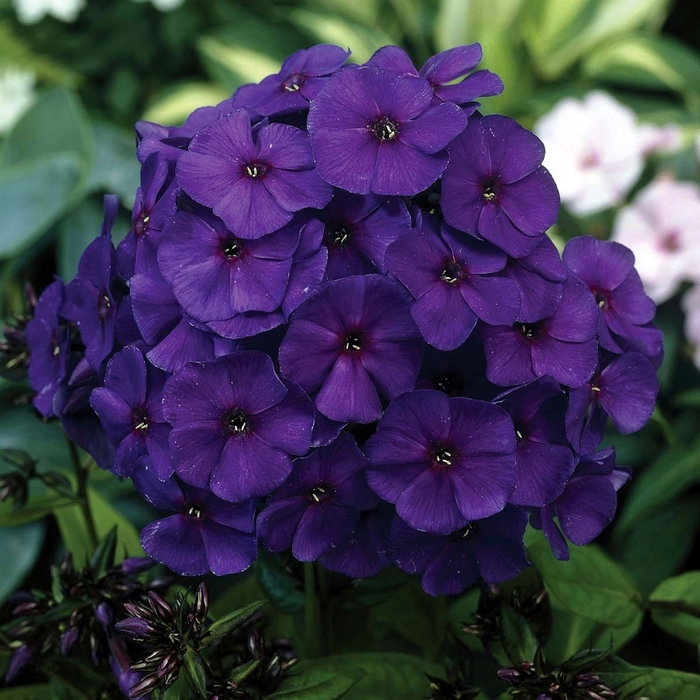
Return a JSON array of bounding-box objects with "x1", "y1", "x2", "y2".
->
[
  {"x1": 344, "y1": 334, "x2": 362, "y2": 351},
  {"x1": 440, "y1": 261, "x2": 462, "y2": 284},
  {"x1": 225, "y1": 409, "x2": 249, "y2": 435},
  {"x1": 460, "y1": 523, "x2": 475, "y2": 539},
  {"x1": 187, "y1": 505, "x2": 203, "y2": 519},
  {"x1": 325, "y1": 224, "x2": 350, "y2": 247},
  {"x1": 369, "y1": 116, "x2": 399, "y2": 142},
  {"x1": 659, "y1": 230, "x2": 681, "y2": 253},
  {"x1": 133, "y1": 409, "x2": 149, "y2": 431},
  {"x1": 520, "y1": 322, "x2": 540, "y2": 339},
  {"x1": 436, "y1": 374, "x2": 455, "y2": 394},
  {"x1": 222, "y1": 240, "x2": 242, "y2": 259},
  {"x1": 98, "y1": 294, "x2": 112, "y2": 321},
  {"x1": 134, "y1": 211, "x2": 150, "y2": 237},
  {"x1": 282, "y1": 73, "x2": 303, "y2": 92},
  {"x1": 435, "y1": 447, "x2": 452, "y2": 466},
  {"x1": 244, "y1": 163, "x2": 267, "y2": 179},
  {"x1": 482, "y1": 178, "x2": 499, "y2": 202},
  {"x1": 309, "y1": 485, "x2": 330, "y2": 503},
  {"x1": 593, "y1": 290, "x2": 608, "y2": 310}
]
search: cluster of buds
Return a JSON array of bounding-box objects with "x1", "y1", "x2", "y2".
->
[
  {"x1": 116, "y1": 584, "x2": 209, "y2": 697},
  {"x1": 0, "y1": 283, "x2": 36, "y2": 380},
  {"x1": 2, "y1": 529, "x2": 165, "y2": 684},
  {"x1": 0, "y1": 448, "x2": 71, "y2": 510},
  {"x1": 498, "y1": 659, "x2": 616, "y2": 700}
]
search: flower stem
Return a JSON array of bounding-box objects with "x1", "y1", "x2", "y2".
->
[
  {"x1": 67, "y1": 439, "x2": 98, "y2": 550},
  {"x1": 304, "y1": 561, "x2": 320, "y2": 659},
  {"x1": 317, "y1": 564, "x2": 332, "y2": 656}
]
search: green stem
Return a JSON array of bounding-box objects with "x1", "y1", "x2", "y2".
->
[
  {"x1": 304, "y1": 561, "x2": 320, "y2": 659},
  {"x1": 67, "y1": 439, "x2": 98, "y2": 550},
  {"x1": 317, "y1": 564, "x2": 332, "y2": 656}
]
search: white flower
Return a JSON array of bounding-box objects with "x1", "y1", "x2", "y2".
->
[
  {"x1": 612, "y1": 177, "x2": 700, "y2": 303},
  {"x1": 682, "y1": 285, "x2": 700, "y2": 370},
  {"x1": 0, "y1": 66, "x2": 36, "y2": 135},
  {"x1": 132, "y1": 0, "x2": 185, "y2": 11},
  {"x1": 536, "y1": 91, "x2": 658, "y2": 216},
  {"x1": 12, "y1": 0, "x2": 85, "y2": 24}
]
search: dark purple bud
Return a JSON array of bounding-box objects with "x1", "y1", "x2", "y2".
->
[
  {"x1": 5, "y1": 644, "x2": 34, "y2": 682},
  {"x1": 60, "y1": 551, "x2": 74, "y2": 578},
  {"x1": 577, "y1": 674, "x2": 601, "y2": 688},
  {"x1": 121, "y1": 557, "x2": 156, "y2": 574},
  {"x1": 148, "y1": 591, "x2": 175, "y2": 624},
  {"x1": 115, "y1": 618, "x2": 155, "y2": 641},
  {"x1": 124, "y1": 601, "x2": 152, "y2": 621},
  {"x1": 60, "y1": 627, "x2": 80, "y2": 656},
  {"x1": 193, "y1": 582, "x2": 208, "y2": 621},
  {"x1": 69, "y1": 608, "x2": 84, "y2": 628},
  {"x1": 497, "y1": 668, "x2": 520, "y2": 683},
  {"x1": 128, "y1": 672, "x2": 161, "y2": 699},
  {"x1": 11, "y1": 600, "x2": 42, "y2": 616},
  {"x1": 95, "y1": 602, "x2": 113, "y2": 627},
  {"x1": 156, "y1": 653, "x2": 179, "y2": 680}
]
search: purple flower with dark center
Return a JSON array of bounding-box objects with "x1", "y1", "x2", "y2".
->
[
  {"x1": 133, "y1": 465, "x2": 257, "y2": 576},
  {"x1": 232, "y1": 44, "x2": 351, "y2": 116},
  {"x1": 389, "y1": 507, "x2": 529, "y2": 596},
  {"x1": 26, "y1": 279, "x2": 70, "y2": 418},
  {"x1": 63, "y1": 196, "x2": 121, "y2": 371},
  {"x1": 279, "y1": 275, "x2": 423, "y2": 423},
  {"x1": 90, "y1": 347, "x2": 172, "y2": 479},
  {"x1": 566, "y1": 351, "x2": 659, "y2": 454},
  {"x1": 304, "y1": 190, "x2": 411, "y2": 281},
  {"x1": 318, "y1": 505, "x2": 391, "y2": 578},
  {"x1": 417, "y1": 334, "x2": 497, "y2": 401},
  {"x1": 158, "y1": 210, "x2": 300, "y2": 323},
  {"x1": 531, "y1": 447, "x2": 630, "y2": 561},
  {"x1": 116, "y1": 151, "x2": 177, "y2": 280},
  {"x1": 365, "y1": 389, "x2": 516, "y2": 534},
  {"x1": 367, "y1": 43, "x2": 504, "y2": 111},
  {"x1": 502, "y1": 236, "x2": 568, "y2": 323},
  {"x1": 496, "y1": 377, "x2": 575, "y2": 507},
  {"x1": 257, "y1": 432, "x2": 378, "y2": 561},
  {"x1": 177, "y1": 110, "x2": 333, "y2": 239},
  {"x1": 441, "y1": 115, "x2": 560, "y2": 258},
  {"x1": 562, "y1": 236, "x2": 658, "y2": 359},
  {"x1": 307, "y1": 65, "x2": 467, "y2": 196},
  {"x1": 479, "y1": 277, "x2": 600, "y2": 388},
  {"x1": 163, "y1": 351, "x2": 314, "y2": 502},
  {"x1": 385, "y1": 215, "x2": 520, "y2": 350}
]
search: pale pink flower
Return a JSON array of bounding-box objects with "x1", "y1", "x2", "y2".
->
[
  {"x1": 682, "y1": 285, "x2": 700, "y2": 370},
  {"x1": 612, "y1": 177, "x2": 700, "y2": 303}
]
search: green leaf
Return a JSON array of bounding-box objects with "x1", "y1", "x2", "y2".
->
[
  {"x1": 88, "y1": 526, "x2": 118, "y2": 577},
  {"x1": 183, "y1": 649, "x2": 208, "y2": 697},
  {"x1": 673, "y1": 389, "x2": 700, "y2": 408},
  {"x1": 269, "y1": 668, "x2": 363, "y2": 700},
  {"x1": 0, "y1": 685, "x2": 52, "y2": 699},
  {"x1": 300, "y1": 653, "x2": 443, "y2": 700},
  {"x1": 583, "y1": 34, "x2": 700, "y2": 104},
  {"x1": 255, "y1": 553, "x2": 304, "y2": 615},
  {"x1": 142, "y1": 82, "x2": 229, "y2": 127},
  {"x1": 500, "y1": 606, "x2": 539, "y2": 665},
  {"x1": 600, "y1": 662, "x2": 700, "y2": 699},
  {"x1": 86, "y1": 123, "x2": 139, "y2": 207},
  {"x1": 204, "y1": 600, "x2": 266, "y2": 645},
  {"x1": 614, "y1": 436, "x2": 700, "y2": 535},
  {"x1": 649, "y1": 572, "x2": 700, "y2": 645},
  {"x1": 0, "y1": 521, "x2": 44, "y2": 605},
  {"x1": 0, "y1": 153, "x2": 83, "y2": 259},
  {"x1": 527, "y1": 534, "x2": 643, "y2": 627}
]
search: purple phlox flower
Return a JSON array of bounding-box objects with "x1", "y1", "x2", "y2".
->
[
  {"x1": 279, "y1": 275, "x2": 423, "y2": 423},
  {"x1": 232, "y1": 44, "x2": 351, "y2": 116},
  {"x1": 177, "y1": 109, "x2": 333, "y2": 239},
  {"x1": 257, "y1": 432, "x2": 378, "y2": 561},
  {"x1": 365, "y1": 389, "x2": 516, "y2": 534},
  {"x1": 206, "y1": 216, "x2": 329, "y2": 340},
  {"x1": 116, "y1": 151, "x2": 177, "y2": 280},
  {"x1": 163, "y1": 351, "x2": 314, "y2": 502},
  {"x1": 90, "y1": 347, "x2": 172, "y2": 479},
  {"x1": 318, "y1": 503, "x2": 392, "y2": 578},
  {"x1": 303, "y1": 189, "x2": 411, "y2": 281},
  {"x1": 53, "y1": 372, "x2": 115, "y2": 472},
  {"x1": 158, "y1": 209, "x2": 300, "y2": 323},
  {"x1": 566, "y1": 350, "x2": 659, "y2": 454},
  {"x1": 307, "y1": 65, "x2": 467, "y2": 196},
  {"x1": 531, "y1": 447, "x2": 630, "y2": 561},
  {"x1": 502, "y1": 236, "x2": 568, "y2": 323},
  {"x1": 130, "y1": 239, "x2": 240, "y2": 373},
  {"x1": 563, "y1": 236, "x2": 660, "y2": 362},
  {"x1": 108, "y1": 635, "x2": 147, "y2": 700},
  {"x1": 367, "y1": 43, "x2": 504, "y2": 112},
  {"x1": 310, "y1": 411, "x2": 346, "y2": 448},
  {"x1": 26, "y1": 278, "x2": 70, "y2": 418},
  {"x1": 495, "y1": 377, "x2": 575, "y2": 507},
  {"x1": 417, "y1": 334, "x2": 498, "y2": 401},
  {"x1": 479, "y1": 277, "x2": 600, "y2": 388},
  {"x1": 133, "y1": 464, "x2": 257, "y2": 576},
  {"x1": 388, "y1": 506, "x2": 529, "y2": 596},
  {"x1": 385, "y1": 215, "x2": 520, "y2": 350},
  {"x1": 63, "y1": 197, "x2": 123, "y2": 371},
  {"x1": 441, "y1": 115, "x2": 560, "y2": 258}
]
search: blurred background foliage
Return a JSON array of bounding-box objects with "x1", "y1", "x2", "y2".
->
[{"x1": 0, "y1": 0, "x2": 700, "y2": 688}]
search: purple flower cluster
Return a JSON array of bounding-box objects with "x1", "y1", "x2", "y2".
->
[{"x1": 25, "y1": 43, "x2": 661, "y2": 596}]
